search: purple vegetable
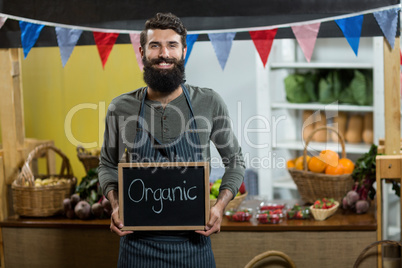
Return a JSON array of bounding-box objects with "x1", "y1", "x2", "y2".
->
[
  {"x1": 346, "y1": 190, "x2": 359, "y2": 206},
  {"x1": 355, "y1": 200, "x2": 370, "y2": 214},
  {"x1": 342, "y1": 196, "x2": 349, "y2": 209}
]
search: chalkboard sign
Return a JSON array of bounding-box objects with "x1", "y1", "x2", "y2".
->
[{"x1": 118, "y1": 162, "x2": 209, "y2": 231}]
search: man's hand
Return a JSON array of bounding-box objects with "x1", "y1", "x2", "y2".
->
[
  {"x1": 196, "y1": 189, "x2": 233, "y2": 237},
  {"x1": 107, "y1": 190, "x2": 133, "y2": 237}
]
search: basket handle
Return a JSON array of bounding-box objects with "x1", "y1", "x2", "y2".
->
[
  {"x1": 353, "y1": 240, "x2": 401, "y2": 268},
  {"x1": 303, "y1": 126, "x2": 346, "y2": 171},
  {"x1": 244, "y1": 250, "x2": 296, "y2": 268},
  {"x1": 76, "y1": 145, "x2": 88, "y2": 155},
  {"x1": 18, "y1": 143, "x2": 73, "y2": 186}
]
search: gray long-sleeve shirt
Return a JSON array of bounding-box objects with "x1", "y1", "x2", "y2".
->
[{"x1": 99, "y1": 84, "x2": 245, "y2": 198}]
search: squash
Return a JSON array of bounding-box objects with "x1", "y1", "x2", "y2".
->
[
  {"x1": 362, "y1": 112, "x2": 373, "y2": 144},
  {"x1": 312, "y1": 111, "x2": 327, "y2": 142},
  {"x1": 345, "y1": 114, "x2": 363, "y2": 143},
  {"x1": 302, "y1": 110, "x2": 315, "y2": 141},
  {"x1": 331, "y1": 111, "x2": 347, "y2": 142}
]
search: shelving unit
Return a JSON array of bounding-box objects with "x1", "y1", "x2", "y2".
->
[{"x1": 255, "y1": 37, "x2": 385, "y2": 200}]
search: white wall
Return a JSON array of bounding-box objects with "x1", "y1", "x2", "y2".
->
[{"x1": 185, "y1": 40, "x2": 259, "y2": 180}]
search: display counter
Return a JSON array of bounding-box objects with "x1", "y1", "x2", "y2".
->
[{"x1": 0, "y1": 208, "x2": 377, "y2": 268}]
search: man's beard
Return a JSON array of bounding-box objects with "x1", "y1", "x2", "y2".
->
[{"x1": 142, "y1": 56, "x2": 185, "y2": 94}]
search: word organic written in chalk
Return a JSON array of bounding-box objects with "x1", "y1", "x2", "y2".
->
[{"x1": 128, "y1": 178, "x2": 198, "y2": 214}]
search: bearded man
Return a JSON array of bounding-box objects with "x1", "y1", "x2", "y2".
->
[{"x1": 99, "y1": 12, "x2": 245, "y2": 267}]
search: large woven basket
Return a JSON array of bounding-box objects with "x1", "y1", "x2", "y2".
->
[
  {"x1": 12, "y1": 144, "x2": 76, "y2": 217},
  {"x1": 288, "y1": 126, "x2": 354, "y2": 204},
  {"x1": 77, "y1": 145, "x2": 100, "y2": 173}
]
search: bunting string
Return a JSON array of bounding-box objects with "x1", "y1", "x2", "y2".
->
[
  {"x1": 0, "y1": 4, "x2": 399, "y2": 34},
  {"x1": 0, "y1": 3, "x2": 400, "y2": 68}
]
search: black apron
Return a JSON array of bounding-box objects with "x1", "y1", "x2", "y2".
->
[{"x1": 118, "y1": 85, "x2": 216, "y2": 268}]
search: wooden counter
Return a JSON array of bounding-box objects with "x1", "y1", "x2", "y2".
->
[{"x1": 0, "y1": 209, "x2": 377, "y2": 268}]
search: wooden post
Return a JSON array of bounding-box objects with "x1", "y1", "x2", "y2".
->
[
  {"x1": 383, "y1": 37, "x2": 401, "y2": 155},
  {"x1": 376, "y1": 37, "x2": 401, "y2": 268},
  {"x1": 0, "y1": 48, "x2": 26, "y2": 220}
]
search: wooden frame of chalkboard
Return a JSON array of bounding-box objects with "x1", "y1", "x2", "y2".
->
[{"x1": 118, "y1": 162, "x2": 210, "y2": 231}]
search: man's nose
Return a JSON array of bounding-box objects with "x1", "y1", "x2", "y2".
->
[{"x1": 159, "y1": 46, "x2": 169, "y2": 58}]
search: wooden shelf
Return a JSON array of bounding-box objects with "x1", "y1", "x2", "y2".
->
[
  {"x1": 269, "y1": 62, "x2": 374, "y2": 69},
  {"x1": 273, "y1": 140, "x2": 372, "y2": 154},
  {"x1": 271, "y1": 101, "x2": 374, "y2": 112}
]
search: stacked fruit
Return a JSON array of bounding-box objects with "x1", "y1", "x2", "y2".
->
[
  {"x1": 286, "y1": 204, "x2": 310, "y2": 220},
  {"x1": 256, "y1": 209, "x2": 285, "y2": 224},
  {"x1": 287, "y1": 149, "x2": 355, "y2": 175},
  {"x1": 225, "y1": 209, "x2": 253, "y2": 222}
]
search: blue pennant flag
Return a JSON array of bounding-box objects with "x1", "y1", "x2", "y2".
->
[
  {"x1": 208, "y1": 32, "x2": 236, "y2": 70},
  {"x1": 185, "y1": 34, "x2": 199, "y2": 66},
  {"x1": 19, "y1": 21, "x2": 45, "y2": 58},
  {"x1": 55, "y1": 27, "x2": 83, "y2": 67},
  {"x1": 373, "y1": 8, "x2": 400, "y2": 49},
  {"x1": 335, "y1": 15, "x2": 364, "y2": 56}
]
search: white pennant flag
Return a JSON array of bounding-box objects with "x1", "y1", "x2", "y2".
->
[{"x1": 0, "y1": 16, "x2": 7, "y2": 29}]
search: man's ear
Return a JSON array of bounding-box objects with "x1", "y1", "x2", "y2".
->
[
  {"x1": 183, "y1": 46, "x2": 187, "y2": 59},
  {"x1": 139, "y1": 46, "x2": 144, "y2": 58}
]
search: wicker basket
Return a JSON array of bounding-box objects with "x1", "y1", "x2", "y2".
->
[
  {"x1": 310, "y1": 201, "x2": 339, "y2": 221},
  {"x1": 77, "y1": 145, "x2": 100, "y2": 173},
  {"x1": 288, "y1": 126, "x2": 354, "y2": 204},
  {"x1": 210, "y1": 192, "x2": 248, "y2": 211},
  {"x1": 12, "y1": 144, "x2": 76, "y2": 217}
]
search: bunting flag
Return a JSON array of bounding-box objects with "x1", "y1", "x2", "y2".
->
[
  {"x1": 335, "y1": 15, "x2": 364, "y2": 56},
  {"x1": 208, "y1": 32, "x2": 236, "y2": 70},
  {"x1": 19, "y1": 21, "x2": 45, "y2": 58},
  {"x1": 93, "y1": 32, "x2": 119, "y2": 68},
  {"x1": 185, "y1": 34, "x2": 199, "y2": 66},
  {"x1": 55, "y1": 27, "x2": 83, "y2": 67},
  {"x1": 291, "y1": 23, "x2": 321, "y2": 62},
  {"x1": 0, "y1": 16, "x2": 6, "y2": 29},
  {"x1": 373, "y1": 8, "x2": 399, "y2": 49},
  {"x1": 129, "y1": 33, "x2": 143, "y2": 71},
  {"x1": 249, "y1": 29, "x2": 278, "y2": 67}
]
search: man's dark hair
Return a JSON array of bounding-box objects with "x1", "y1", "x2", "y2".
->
[{"x1": 140, "y1": 13, "x2": 187, "y2": 50}]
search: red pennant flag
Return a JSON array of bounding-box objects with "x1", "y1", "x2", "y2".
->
[
  {"x1": 93, "y1": 32, "x2": 119, "y2": 68},
  {"x1": 400, "y1": 49, "x2": 402, "y2": 66},
  {"x1": 249, "y1": 29, "x2": 278, "y2": 67}
]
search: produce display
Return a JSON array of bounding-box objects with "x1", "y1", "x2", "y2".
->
[
  {"x1": 63, "y1": 168, "x2": 111, "y2": 220},
  {"x1": 287, "y1": 149, "x2": 355, "y2": 176},
  {"x1": 225, "y1": 209, "x2": 253, "y2": 222},
  {"x1": 24, "y1": 177, "x2": 72, "y2": 187},
  {"x1": 284, "y1": 69, "x2": 373, "y2": 106},
  {"x1": 286, "y1": 204, "x2": 310, "y2": 220},
  {"x1": 312, "y1": 198, "x2": 336, "y2": 209},
  {"x1": 342, "y1": 190, "x2": 370, "y2": 214},
  {"x1": 210, "y1": 179, "x2": 246, "y2": 200},
  {"x1": 259, "y1": 202, "x2": 286, "y2": 211},
  {"x1": 63, "y1": 193, "x2": 112, "y2": 220},
  {"x1": 310, "y1": 198, "x2": 339, "y2": 221},
  {"x1": 256, "y1": 209, "x2": 285, "y2": 224}
]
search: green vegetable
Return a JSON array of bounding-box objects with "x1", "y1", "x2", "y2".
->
[
  {"x1": 284, "y1": 69, "x2": 373, "y2": 105},
  {"x1": 284, "y1": 74, "x2": 310, "y2": 103},
  {"x1": 75, "y1": 168, "x2": 103, "y2": 205},
  {"x1": 352, "y1": 144, "x2": 400, "y2": 199}
]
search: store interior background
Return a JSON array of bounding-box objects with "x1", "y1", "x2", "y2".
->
[{"x1": 1, "y1": 36, "x2": 400, "y2": 240}]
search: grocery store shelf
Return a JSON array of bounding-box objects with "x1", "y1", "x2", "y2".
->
[
  {"x1": 271, "y1": 101, "x2": 374, "y2": 112},
  {"x1": 273, "y1": 140, "x2": 371, "y2": 154},
  {"x1": 269, "y1": 62, "x2": 373, "y2": 69}
]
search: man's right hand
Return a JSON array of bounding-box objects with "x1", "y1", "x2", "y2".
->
[{"x1": 107, "y1": 190, "x2": 133, "y2": 237}]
